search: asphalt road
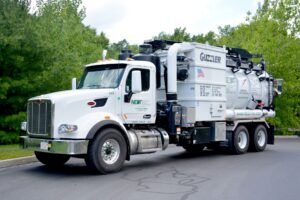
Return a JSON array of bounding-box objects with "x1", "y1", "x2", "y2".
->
[{"x1": 1, "y1": 138, "x2": 300, "y2": 200}]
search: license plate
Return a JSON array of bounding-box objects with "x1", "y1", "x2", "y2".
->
[{"x1": 40, "y1": 141, "x2": 48, "y2": 150}]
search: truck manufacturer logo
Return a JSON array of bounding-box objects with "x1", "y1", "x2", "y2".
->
[{"x1": 200, "y1": 52, "x2": 221, "y2": 63}]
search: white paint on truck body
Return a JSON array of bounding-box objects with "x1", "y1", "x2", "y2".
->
[{"x1": 28, "y1": 60, "x2": 157, "y2": 139}]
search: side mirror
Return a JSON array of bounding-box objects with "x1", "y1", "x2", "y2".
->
[
  {"x1": 274, "y1": 78, "x2": 283, "y2": 95},
  {"x1": 72, "y1": 78, "x2": 77, "y2": 90},
  {"x1": 131, "y1": 71, "x2": 142, "y2": 93}
]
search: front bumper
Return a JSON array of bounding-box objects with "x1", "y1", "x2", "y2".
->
[{"x1": 20, "y1": 136, "x2": 89, "y2": 155}]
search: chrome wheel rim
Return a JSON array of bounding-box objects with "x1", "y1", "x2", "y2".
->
[
  {"x1": 257, "y1": 130, "x2": 266, "y2": 147},
  {"x1": 101, "y1": 139, "x2": 120, "y2": 165},
  {"x1": 238, "y1": 131, "x2": 247, "y2": 149}
]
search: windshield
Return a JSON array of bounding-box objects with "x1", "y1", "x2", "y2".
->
[{"x1": 78, "y1": 64, "x2": 126, "y2": 89}]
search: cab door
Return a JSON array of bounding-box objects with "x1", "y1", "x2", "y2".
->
[{"x1": 120, "y1": 65, "x2": 156, "y2": 124}]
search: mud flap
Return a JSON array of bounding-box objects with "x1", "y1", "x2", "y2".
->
[{"x1": 267, "y1": 124, "x2": 275, "y2": 145}]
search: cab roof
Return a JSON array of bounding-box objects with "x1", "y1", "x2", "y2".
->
[{"x1": 85, "y1": 59, "x2": 155, "y2": 68}]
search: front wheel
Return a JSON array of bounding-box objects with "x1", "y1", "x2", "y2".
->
[
  {"x1": 35, "y1": 152, "x2": 70, "y2": 166},
  {"x1": 85, "y1": 128, "x2": 127, "y2": 174}
]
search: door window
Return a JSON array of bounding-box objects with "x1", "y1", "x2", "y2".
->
[{"x1": 125, "y1": 69, "x2": 150, "y2": 92}]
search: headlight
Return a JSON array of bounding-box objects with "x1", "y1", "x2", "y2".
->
[{"x1": 58, "y1": 124, "x2": 78, "y2": 134}]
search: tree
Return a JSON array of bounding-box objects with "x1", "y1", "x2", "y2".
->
[
  {"x1": 256, "y1": 0, "x2": 299, "y2": 37},
  {"x1": 0, "y1": 0, "x2": 110, "y2": 144},
  {"x1": 154, "y1": 27, "x2": 218, "y2": 45},
  {"x1": 192, "y1": 31, "x2": 218, "y2": 45},
  {"x1": 34, "y1": 0, "x2": 110, "y2": 92},
  {"x1": 218, "y1": 25, "x2": 236, "y2": 37},
  {"x1": 0, "y1": 0, "x2": 40, "y2": 143},
  {"x1": 154, "y1": 27, "x2": 192, "y2": 42}
]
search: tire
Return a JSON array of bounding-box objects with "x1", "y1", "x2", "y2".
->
[
  {"x1": 250, "y1": 125, "x2": 268, "y2": 152},
  {"x1": 183, "y1": 144, "x2": 205, "y2": 153},
  {"x1": 232, "y1": 125, "x2": 249, "y2": 154},
  {"x1": 85, "y1": 128, "x2": 127, "y2": 174},
  {"x1": 35, "y1": 152, "x2": 70, "y2": 166}
]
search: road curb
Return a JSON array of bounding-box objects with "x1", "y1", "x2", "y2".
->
[
  {"x1": 275, "y1": 135, "x2": 299, "y2": 139},
  {"x1": 0, "y1": 156, "x2": 37, "y2": 169}
]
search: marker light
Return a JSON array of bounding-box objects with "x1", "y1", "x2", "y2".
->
[
  {"x1": 21, "y1": 122, "x2": 27, "y2": 131},
  {"x1": 58, "y1": 124, "x2": 78, "y2": 134}
]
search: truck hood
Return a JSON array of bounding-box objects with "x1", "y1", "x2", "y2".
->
[
  {"x1": 28, "y1": 89, "x2": 118, "y2": 139},
  {"x1": 29, "y1": 89, "x2": 114, "y2": 103}
]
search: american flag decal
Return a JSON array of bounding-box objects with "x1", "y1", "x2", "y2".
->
[{"x1": 197, "y1": 68, "x2": 205, "y2": 78}]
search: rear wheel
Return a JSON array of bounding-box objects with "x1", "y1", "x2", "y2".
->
[
  {"x1": 232, "y1": 125, "x2": 249, "y2": 154},
  {"x1": 85, "y1": 128, "x2": 127, "y2": 174},
  {"x1": 250, "y1": 125, "x2": 268, "y2": 152},
  {"x1": 35, "y1": 152, "x2": 70, "y2": 166}
]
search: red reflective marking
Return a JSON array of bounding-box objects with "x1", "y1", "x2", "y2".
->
[{"x1": 87, "y1": 101, "x2": 96, "y2": 106}]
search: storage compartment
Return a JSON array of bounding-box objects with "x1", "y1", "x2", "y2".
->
[
  {"x1": 177, "y1": 44, "x2": 227, "y2": 122},
  {"x1": 192, "y1": 127, "x2": 211, "y2": 144}
]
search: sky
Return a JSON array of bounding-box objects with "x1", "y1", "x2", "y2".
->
[{"x1": 81, "y1": 0, "x2": 262, "y2": 44}]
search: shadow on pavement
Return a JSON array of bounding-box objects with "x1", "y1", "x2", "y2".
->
[{"x1": 23, "y1": 148, "x2": 233, "y2": 176}]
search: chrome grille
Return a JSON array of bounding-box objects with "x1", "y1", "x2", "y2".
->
[{"x1": 27, "y1": 100, "x2": 52, "y2": 136}]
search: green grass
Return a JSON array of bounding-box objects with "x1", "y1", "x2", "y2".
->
[{"x1": 0, "y1": 144, "x2": 33, "y2": 160}]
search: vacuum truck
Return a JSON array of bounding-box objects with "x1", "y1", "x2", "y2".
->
[{"x1": 20, "y1": 40, "x2": 283, "y2": 174}]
